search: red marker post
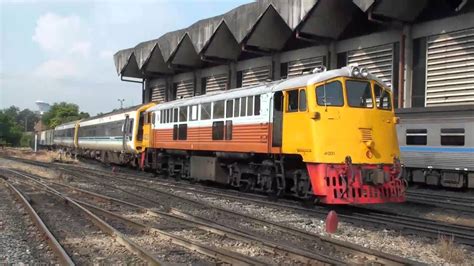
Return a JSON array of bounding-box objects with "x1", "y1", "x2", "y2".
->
[{"x1": 325, "y1": 210, "x2": 339, "y2": 234}]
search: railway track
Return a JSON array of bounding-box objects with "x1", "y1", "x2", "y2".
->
[
  {"x1": 0, "y1": 157, "x2": 417, "y2": 265},
  {"x1": 1, "y1": 172, "x2": 156, "y2": 265},
  {"x1": 57, "y1": 161, "x2": 474, "y2": 247},
  {"x1": 406, "y1": 191, "x2": 474, "y2": 214},
  {"x1": 4, "y1": 156, "x2": 474, "y2": 248},
  {"x1": 3, "y1": 168, "x2": 333, "y2": 265}
]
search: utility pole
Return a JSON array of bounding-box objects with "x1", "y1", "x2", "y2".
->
[{"x1": 118, "y1": 99, "x2": 125, "y2": 109}]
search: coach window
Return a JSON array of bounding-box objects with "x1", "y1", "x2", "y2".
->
[
  {"x1": 201, "y1": 102, "x2": 211, "y2": 120},
  {"x1": 299, "y1": 90, "x2": 307, "y2": 111},
  {"x1": 167, "y1": 109, "x2": 172, "y2": 123},
  {"x1": 374, "y1": 83, "x2": 392, "y2": 110},
  {"x1": 406, "y1": 129, "x2": 427, "y2": 145},
  {"x1": 247, "y1": 96, "x2": 254, "y2": 116},
  {"x1": 213, "y1": 100, "x2": 225, "y2": 119},
  {"x1": 173, "y1": 108, "x2": 178, "y2": 123},
  {"x1": 255, "y1": 95, "x2": 261, "y2": 115},
  {"x1": 287, "y1": 90, "x2": 298, "y2": 112},
  {"x1": 179, "y1": 106, "x2": 188, "y2": 122},
  {"x1": 234, "y1": 98, "x2": 240, "y2": 117},
  {"x1": 441, "y1": 128, "x2": 465, "y2": 146},
  {"x1": 226, "y1": 100, "x2": 233, "y2": 118},
  {"x1": 316, "y1": 81, "x2": 344, "y2": 106},
  {"x1": 240, "y1": 97, "x2": 247, "y2": 116},
  {"x1": 190, "y1": 105, "x2": 198, "y2": 121}
]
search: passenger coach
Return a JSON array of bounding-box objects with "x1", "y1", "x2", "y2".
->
[{"x1": 143, "y1": 66, "x2": 406, "y2": 204}]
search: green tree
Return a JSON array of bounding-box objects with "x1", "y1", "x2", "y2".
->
[
  {"x1": 41, "y1": 102, "x2": 90, "y2": 128},
  {"x1": 18, "y1": 109, "x2": 40, "y2": 131},
  {"x1": 0, "y1": 111, "x2": 23, "y2": 146}
]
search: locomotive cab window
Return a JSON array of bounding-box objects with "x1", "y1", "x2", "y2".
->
[
  {"x1": 299, "y1": 90, "x2": 307, "y2": 111},
  {"x1": 441, "y1": 128, "x2": 465, "y2": 146},
  {"x1": 374, "y1": 83, "x2": 392, "y2": 110},
  {"x1": 406, "y1": 129, "x2": 427, "y2": 145},
  {"x1": 287, "y1": 90, "x2": 299, "y2": 112},
  {"x1": 346, "y1": 80, "x2": 373, "y2": 108},
  {"x1": 316, "y1": 81, "x2": 344, "y2": 106}
]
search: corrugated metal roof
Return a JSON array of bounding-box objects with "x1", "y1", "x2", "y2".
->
[{"x1": 114, "y1": 0, "x2": 434, "y2": 77}]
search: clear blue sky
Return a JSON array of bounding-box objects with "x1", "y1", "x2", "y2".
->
[{"x1": 0, "y1": 0, "x2": 250, "y2": 115}]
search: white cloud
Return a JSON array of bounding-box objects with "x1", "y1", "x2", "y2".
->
[
  {"x1": 32, "y1": 13, "x2": 91, "y2": 79},
  {"x1": 32, "y1": 13, "x2": 88, "y2": 55},
  {"x1": 69, "y1": 41, "x2": 91, "y2": 57},
  {"x1": 34, "y1": 58, "x2": 79, "y2": 79},
  {"x1": 99, "y1": 49, "x2": 114, "y2": 60}
]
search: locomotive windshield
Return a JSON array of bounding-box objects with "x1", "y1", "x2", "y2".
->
[
  {"x1": 315, "y1": 81, "x2": 344, "y2": 106},
  {"x1": 374, "y1": 83, "x2": 392, "y2": 110},
  {"x1": 346, "y1": 80, "x2": 373, "y2": 108}
]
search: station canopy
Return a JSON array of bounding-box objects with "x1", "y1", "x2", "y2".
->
[{"x1": 114, "y1": 0, "x2": 466, "y2": 79}]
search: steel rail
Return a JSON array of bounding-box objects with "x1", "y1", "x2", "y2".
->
[
  {"x1": 3, "y1": 169, "x2": 163, "y2": 266},
  {"x1": 51, "y1": 167, "x2": 416, "y2": 265},
  {"x1": 14, "y1": 169, "x2": 346, "y2": 265},
  {"x1": 1, "y1": 178, "x2": 75, "y2": 266},
  {"x1": 74, "y1": 200, "x2": 267, "y2": 266},
  {"x1": 4, "y1": 156, "x2": 474, "y2": 246},
  {"x1": 62, "y1": 165, "x2": 474, "y2": 246}
]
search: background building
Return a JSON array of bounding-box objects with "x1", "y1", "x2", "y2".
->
[{"x1": 114, "y1": 0, "x2": 474, "y2": 109}]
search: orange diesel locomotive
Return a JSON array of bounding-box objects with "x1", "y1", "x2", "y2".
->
[{"x1": 141, "y1": 66, "x2": 405, "y2": 204}]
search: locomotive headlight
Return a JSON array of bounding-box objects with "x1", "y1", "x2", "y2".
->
[
  {"x1": 360, "y1": 67, "x2": 369, "y2": 78},
  {"x1": 351, "y1": 66, "x2": 360, "y2": 77}
]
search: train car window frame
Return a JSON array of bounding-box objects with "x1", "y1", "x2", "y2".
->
[
  {"x1": 286, "y1": 90, "x2": 299, "y2": 112},
  {"x1": 179, "y1": 106, "x2": 188, "y2": 122},
  {"x1": 299, "y1": 89, "x2": 307, "y2": 111},
  {"x1": 346, "y1": 80, "x2": 374, "y2": 108},
  {"x1": 234, "y1": 98, "x2": 240, "y2": 117},
  {"x1": 213, "y1": 100, "x2": 225, "y2": 119},
  {"x1": 200, "y1": 102, "x2": 211, "y2": 120},
  {"x1": 190, "y1": 105, "x2": 198, "y2": 121},
  {"x1": 374, "y1": 83, "x2": 392, "y2": 111},
  {"x1": 406, "y1": 129, "x2": 427, "y2": 145},
  {"x1": 212, "y1": 121, "x2": 224, "y2": 140},
  {"x1": 254, "y1": 95, "x2": 261, "y2": 115},
  {"x1": 173, "y1": 108, "x2": 178, "y2": 123},
  {"x1": 247, "y1": 96, "x2": 254, "y2": 116},
  {"x1": 316, "y1": 81, "x2": 344, "y2": 107},
  {"x1": 441, "y1": 128, "x2": 465, "y2": 146},
  {"x1": 226, "y1": 100, "x2": 233, "y2": 118},
  {"x1": 240, "y1": 97, "x2": 247, "y2": 117}
]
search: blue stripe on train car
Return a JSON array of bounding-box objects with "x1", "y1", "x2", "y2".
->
[{"x1": 400, "y1": 146, "x2": 474, "y2": 153}]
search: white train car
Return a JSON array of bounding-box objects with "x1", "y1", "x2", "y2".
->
[
  {"x1": 53, "y1": 121, "x2": 78, "y2": 148},
  {"x1": 76, "y1": 104, "x2": 155, "y2": 164}
]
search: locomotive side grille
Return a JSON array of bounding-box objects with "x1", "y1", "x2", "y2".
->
[{"x1": 360, "y1": 128, "x2": 373, "y2": 142}]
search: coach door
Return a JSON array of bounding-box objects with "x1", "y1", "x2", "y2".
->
[
  {"x1": 272, "y1": 91, "x2": 283, "y2": 147},
  {"x1": 122, "y1": 115, "x2": 130, "y2": 150}
]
